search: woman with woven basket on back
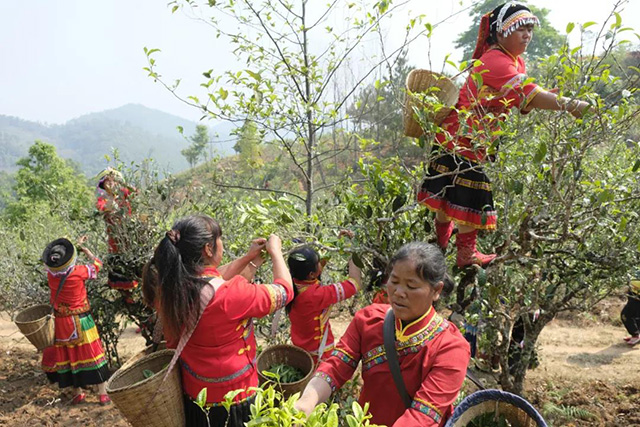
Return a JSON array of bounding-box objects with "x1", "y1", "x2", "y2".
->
[
  {"x1": 41, "y1": 236, "x2": 111, "y2": 406},
  {"x1": 418, "y1": 2, "x2": 590, "y2": 268},
  {"x1": 142, "y1": 214, "x2": 292, "y2": 427}
]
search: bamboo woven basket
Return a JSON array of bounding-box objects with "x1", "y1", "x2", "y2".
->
[
  {"x1": 14, "y1": 304, "x2": 55, "y2": 351},
  {"x1": 257, "y1": 344, "x2": 314, "y2": 397},
  {"x1": 403, "y1": 69, "x2": 459, "y2": 138},
  {"x1": 106, "y1": 349, "x2": 184, "y2": 427},
  {"x1": 120, "y1": 342, "x2": 167, "y2": 371},
  {"x1": 445, "y1": 390, "x2": 547, "y2": 427}
]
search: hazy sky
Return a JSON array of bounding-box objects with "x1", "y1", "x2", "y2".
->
[{"x1": 1, "y1": 0, "x2": 638, "y2": 125}]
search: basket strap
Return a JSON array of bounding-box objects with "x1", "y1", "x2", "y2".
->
[
  {"x1": 270, "y1": 308, "x2": 283, "y2": 338},
  {"x1": 383, "y1": 308, "x2": 412, "y2": 409},
  {"x1": 316, "y1": 320, "x2": 331, "y2": 363},
  {"x1": 51, "y1": 269, "x2": 73, "y2": 314}
]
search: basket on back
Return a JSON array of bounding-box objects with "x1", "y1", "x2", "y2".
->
[
  {"x1": 445, "y1": 389, "x2": 548, "y2": 427},
  {"x1": 106, "y1": 349, "x2": 185, "y2": 427},
  {"x1": 257, "y1": 344, "x2": 314, "y2": 397},
  {"x1": 14, "y1": 304, "x2": 55, "y2": 351},
  {"x1": 403, "y1": 69, "x2": 459, "y2": 138}
]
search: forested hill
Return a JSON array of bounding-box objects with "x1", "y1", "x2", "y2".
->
[{"x1": 0, "y1": 104, "x2": 236, "y2": 175}]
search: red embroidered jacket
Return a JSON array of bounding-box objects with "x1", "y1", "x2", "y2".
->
[
  {"x1": 169, "y1": 267, "x2": 294, "y2": 405},
  {"x1": 288, "y1": 277, "x2": 359, "y2": 362},
  {"x1": 437, "y1": 47, "x2": 542, "y2": 162},
  {"x1": 47, "y1": 259, "x2": 102, "y2": 316},
  {"x1": 315, "y1": 304, "x2": 470, "y2": 427}
]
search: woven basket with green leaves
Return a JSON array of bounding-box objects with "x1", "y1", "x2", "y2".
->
[{"x1": 403, "y1": 69, "x2": 459, "y2": 138}]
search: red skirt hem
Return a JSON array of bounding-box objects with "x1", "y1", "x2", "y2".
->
[{"x1": 418, "y1": 191, "x2": 497, "y2": 230}]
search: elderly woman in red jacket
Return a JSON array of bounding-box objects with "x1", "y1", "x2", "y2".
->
[{"x1": 295, "y1": 242, "x2": 470, "y2": 426}]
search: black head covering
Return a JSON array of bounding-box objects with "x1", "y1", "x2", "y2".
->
[{"x1": 42, "y1": 238, "x2": 77, "y2": 272}]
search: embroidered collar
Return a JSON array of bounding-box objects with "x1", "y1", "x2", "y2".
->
[
  {"x1": 293, "y1": 278, "x2": 319, "y2": 287},
  {"x1": 395, "y1": 306, "x2": 437, "y2": 341},
  {"x1": 200, "y1": 266, "x2": 221, "y2": 278}
]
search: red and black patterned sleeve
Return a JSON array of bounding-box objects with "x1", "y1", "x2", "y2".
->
[{"x1": 224, "y1": 276, "x2": 294, "y2": 320}]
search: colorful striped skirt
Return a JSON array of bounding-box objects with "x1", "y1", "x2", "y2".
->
[
  {"x1": 41, "y1": 312, "x2": 110, "y2": 388},
  {"x1": 417, "y1": 146, "x2": 497, "y2": 230}
]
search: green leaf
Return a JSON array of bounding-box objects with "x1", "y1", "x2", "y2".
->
[
  {"x1": 195, "y1": 387, "x2": 207, "y2": 408},
  {"x1": 477, "y1": 268, "x2": 487, "y2": 287},
  {"x1": 392, "y1": 195, "x2": 407, "y2": 212},
  {"x1": 352, "y1": 253, "x2": 365, "y2": 269},
  {"x1": 352, "y1": 401, "x2": 364, "y2": 419},
  {"x1": 365, "y1": 205, "x2": 373, "y2": 219},
  {"x1": 376, "y1": 179, "x2": 386, "y2": 195},
  {"x1": 566, "y1": 22, "x2": 575, "y2": 34},
  {"x1": 582, "y1": 21, "x2": 597, "y2": 30},
  {"x1": 632, "y1": 160, "x2": 640, "y2": 172},
  {"x1": 346, "y1": 415, "x2": 358, "y2": 427},
  {"x1": 533, "y1": 141, "x2": 547, "y2": 163},
  {"x1": 145, "y1": 48, "x2": 161, "y2": 57},
  {"x1": 425, "y1": 22, "x2": 432, "y2": 38},
  {"x1": 326, "y1": 407, "x2": 339, "y2": 427},
  {"x1": 377, "y1": 0, "x2": 389, "y2": 14},
  {"x1": 246, "y1": 70, "x2": 262, "y2": 81},
  {"x1": 513, "y1": 180, "x2": 523, "y2": 195},
  {"x1": 142, "y1": 369, "x2": 155, "y2": 379},
  {"x1": 280, "y1": 212, "x2": 294, "y2": 224}
]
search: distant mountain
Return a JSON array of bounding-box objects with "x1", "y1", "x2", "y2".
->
[{"x1": 0, "y1": 104, "x2": 237, "y2": 175}]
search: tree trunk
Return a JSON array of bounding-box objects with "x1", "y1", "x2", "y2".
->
[{"x1": 302, "y1": 1, "x2": 314, "y2": 220}]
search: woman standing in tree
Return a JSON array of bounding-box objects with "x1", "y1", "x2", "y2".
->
[
  {"x1": 96, "y1": 168, "x2": 139, "y2": 299},
  {"x1": 418, "y1": 2, "x2": 590, "y2": 267}
]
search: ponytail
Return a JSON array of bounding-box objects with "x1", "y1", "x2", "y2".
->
[{"x1": 144, "y1": 215, "x2": 222, "y2": 339}]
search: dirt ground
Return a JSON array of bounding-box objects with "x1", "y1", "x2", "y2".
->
[{"x1": 1, "y1": 299, "x2": 639, "y2": 426}]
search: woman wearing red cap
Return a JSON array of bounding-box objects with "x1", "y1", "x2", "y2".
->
[{"x1": 418, "y1": 2, "x2": 590, "y2": 268}]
